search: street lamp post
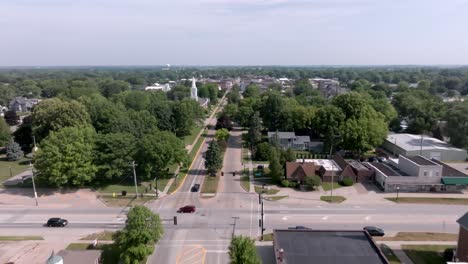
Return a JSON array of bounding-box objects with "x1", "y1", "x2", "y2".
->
[
  {"x1": 232, "y1": 216, "x2": 240, "y2": 238},
  {"x1": 154, "y1": 175, "x2": 159, "y2": 198},
  {"x1": 29, "y1": 162, "x2": 38, "y2": 206},
  {"x1": 396, "y1": 186, "x2": 400, "y2": 201}
]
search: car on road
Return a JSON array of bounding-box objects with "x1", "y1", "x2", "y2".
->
[
  {"x1": 177, "y1": 205, "x2": 196, "y2": 213},
  {"x1": 46, "y1": 218, "x2": 68, "y2": 227},
  {"x1": 191, "y1": 184, "x2": 200, "y2": 192},
  {"x1": 288, "y1": 226, "x2": 311, "y2": 230},
  {"x1": 363, "y1": 226, "x2": 385, "y2": 236}
]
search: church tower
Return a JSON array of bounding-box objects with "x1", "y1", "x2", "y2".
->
[{"x1": 191, "y1": 77, "x2": 198, "y2": 101}]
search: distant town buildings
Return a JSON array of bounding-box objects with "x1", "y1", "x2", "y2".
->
[{"x1": 144, "y1": 82, "x2": 172, "y2": 92}]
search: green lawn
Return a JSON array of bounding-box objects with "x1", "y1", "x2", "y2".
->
[
  {"x1": 201, "y1": 174, "x2": 219, "y2": 194},
  {"x1": 0, "y1": 156, "x2": 30, "y2": 187},
  {"x1": 386, "y1": 197, "x2": 468, "y2": 205},
  {"x1": 377, "y1": 232, "x2": 458, "y2": 242},
  {"x1": 380, "y1": 244, "x2": 401, "y2": 264},
  {"x1": 321, "y1": 182, "x2": 343, "y2": 191},
  {"x1": 183, "y1": 125, "x2": 203, "y2": 146},
  {"x1": 99, "y1": 195, "x2": 154, "y2": 207},
  {"x1": 97, "y1": 182, "x2": 150, "y2": 195},
  {"x1": 254, "y1": 185, "x2": 280, "y2": 195},
  {"x1": 264, "y1": 195, "x2": 288, "y2": 201},
  {"x1": 66, "y1": 243, "x2": 93, "y2": 250},
  {"x1": 80, "y1": 231, "x2": 115, "y2": 241},
  {"x1": 320, "y1": 195, "x2": 346, "y2": 203},
  {"x1": 0, "y1": 236, "x2": 43, "y2": 241},
  {"x1": 261, "y1": 233, "x2": 273, "y2": 241},
  {"x1": 402, "y1": 245, "x2": 455, "y2": 264},
  {"x1": 240, "y1": 169, "x2": 250, "y2": 192}
]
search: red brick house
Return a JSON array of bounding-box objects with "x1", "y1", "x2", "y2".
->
[
  {"x1": 457, "y1": 212, "x2": 468, "y2": 261},
  {"x1": 286, "y1": 162, "x2": 316, "y2": 184}
]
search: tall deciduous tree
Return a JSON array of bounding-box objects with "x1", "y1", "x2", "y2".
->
[
  {"x1": 313, "y1": 105, "x2": 345, "y2": 151},
  {"x1": 99, "y1": 79, "x2": 130, "y2": 98},
  {"x1": 6, "y1": 139, "x2": 24, "y2": 161},
  {"x1": 215, "y1": 128, "x2": 230, "y2": 142},
  {"x1": 94, "y1": 133, "x2": 136, "y2": 183},
  {"x1": 247, "y1": 111, "x2": 262, "y2": 155},
  {"x1": 204, "y1": 140, "x2": 223, "y2": 176},
  {"x1": 268, "y1": 148, "x2": 283, "y2": 183},
  {"x1": 31, "y1": 98, "x2": 91, "y2": 142},
  {"x1": 34, "y1": 126, "x2": 97, "y2": 187},
  {"x1": 243, "y1": 84, "x2": 260, "y2": 98},
  {"x1": 0, "y1": 118, "x2": 10, "y2": 147},
  {"x1": 136, "y1": 131, "x2": 187, "y2": 179},
  {"x1": 228, "y1": 236, "x2": 261, "y2": 264},
  {"x1": 114, "y1": 206, "x2": 164, "y2": 264},
  {"x1": 4, "y1": 110, "x2": 19, "y2": 126},
  {"x1": 445, "y1": 101, "x2": 468, "y2": 149}
]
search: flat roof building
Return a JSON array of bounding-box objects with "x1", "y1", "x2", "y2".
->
[
  {"x1": 383, "y1": 133, "x2": 467, "y2": 161},
  {"x1": 273, "y1": 229, "x2": 389, "y2": 264}
]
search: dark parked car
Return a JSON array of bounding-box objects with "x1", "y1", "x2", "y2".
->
[
  {"x1": 46, "y1": 218, "x2": 68, "y2": 227},
  {"x1": 177, "y1": 205, "x2": 196, "y2": 213},
  {"x1": 288, "y1": 226, "x2": 311, "y2": 230},
  {"x1": 363, "y1": 226, "x2": 385, "y2": 236},
  {"x1": 191, "y1": 184, "x2": 200, "y2": 192}
]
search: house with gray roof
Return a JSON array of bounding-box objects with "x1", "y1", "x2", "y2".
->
[
  {"x1": 268, "y1": 132, "x2": 311, "y2": 151},
  {"x1": 9, "y1": 97, "x2": 40, "y2": 112}
]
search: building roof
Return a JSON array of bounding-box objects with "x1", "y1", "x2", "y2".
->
[
  {"x1": 57, "y1": 250, "x2": 101, "y2": 264},
  {"x1": 370, "y1": 163, "x2": 401, "y2": 177},
  {"x1": 297, "y1": 159, "x2": 341, "y2": 171},
  {"x1": 431, "y1": 159, "x2": 468, "y2": 177},
  {"x1": 268, "y1": 132, "x2": 296, "y2": 139},
  {"x1": 273, "y1": 229, "x2": 389, "y2": 264},
  {"x1": 295, "y1": 136, "x2": 311, "y2": 144},
  {"x1": 457, "y1": 212, "x2": 468, "y2": 230},
  {"x1": 386, "y1": 133, "x2": 465, "y2": 152},
  {"x1": 286, "y1": 162, "x2": 316, "y2": 180},
  {"x1": 405, "y1": 155, "x2": 439, "y2": 166}
]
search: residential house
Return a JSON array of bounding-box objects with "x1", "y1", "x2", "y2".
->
[
  {"x1": 268, "y1": 132, "x2": 311, "y2": 151},
  {"x1": 334, "y1": 155, "x2": 375, "y2": 183},
  {"x1": 457, "y1": 212, "x2": 468, "y2": 262},
  {"x1": 285, "y1": 162, "x2": 316, "y2": 184},
  {"x1": 273, "y1": 229, "x2": 389, "y2": 264},
  {"x1": 297, "y1": 158, "x2": 341, "y2": 182},
  {"x1": 9, "y1": 97, "x2": 40, "y2": 112}
]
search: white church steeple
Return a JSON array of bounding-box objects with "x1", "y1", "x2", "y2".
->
[{"x1": 191, "y1": 77, "x2": 198, "y2": 101}]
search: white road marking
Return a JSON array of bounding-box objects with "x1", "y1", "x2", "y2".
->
[
  {"x1": 365, "y1": 216, "x2": 371, "y2": 221},
  {"x1": 282, "y1": 216, "x2": 288, "y2": 221},
  {"x1": 322, "y1": 216, "x2": 328, "y2": 220},
  {"x1": 353, "y1": 206, "x2": 361, "y2": 208}
]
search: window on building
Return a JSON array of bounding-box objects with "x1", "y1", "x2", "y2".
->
[{"x1": 423, "y1": 171, "x2": 428, "y2": 176}]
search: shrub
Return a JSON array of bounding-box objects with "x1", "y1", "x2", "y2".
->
[
  {"x1": 305, "y1": 175, "x2": 321, "y2": 190},
  {"x1": 6, "y1": 139, "x2": 24, "y2": 161},
  {"x1": 341, "y1": 177, "x2": 354, "y2": 186},
  {"x1": 281, "y1": 180, "x2": 290, "y2": 187},
  {"x1": 443, "y1": 248, "x2": 454, "y2": 261},
  {"x1": 289, "y1": 182, "x2": 297, "y2": 188}
]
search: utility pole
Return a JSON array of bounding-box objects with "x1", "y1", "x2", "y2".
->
[
  {"x1": 261, "y1": 198, "x2": 265, "y2": 240},
  {"x1": 132, "y1": 161, "x2": 138, "y2": 198},
  {"x1": 29, "y1": 162, "x2": 38, "y2": 206},
  {"x1": 154, "y1": 175, "x2": 159, "y2": 198},
  {"x1": 329, "y1": 143, "x2": 334, "y2": 201}
]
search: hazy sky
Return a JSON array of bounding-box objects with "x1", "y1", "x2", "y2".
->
[{"x1": 1, "y1": 0, "x2": 468, "y2": 66}]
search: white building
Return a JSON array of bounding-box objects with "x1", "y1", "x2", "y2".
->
[
  {"x1": 191, "y1": 77, "x2": 198, "y2": 101},
  {"x1": 145, "y1": 83, "x2": 171, "y2": 92}
]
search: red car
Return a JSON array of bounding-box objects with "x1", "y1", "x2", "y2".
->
[{"x1": 178, "y1": 205, "x2": 196, "y2": 213}]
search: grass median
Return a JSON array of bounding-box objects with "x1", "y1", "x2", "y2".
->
[
  {"x1": 99, "y1": 195, "x2": 154, "y2": 207},
  {"x1": 386, "y1": 197, "x2": 468, "y2": 205},
  {"x1": 0, "y1": 236, "x2": 43, "y2": 241},
  {"x1": 402, "y1": 244, "x2": 455, "y2": 264},
  {"x1": 320, "y1": 195, "x2": 346, "y2": 203},
  {"x1": 240, "y1": 169, "x2": 250, "y2": 192},
  {"x1": 80, "y1": 231, "x2": 115, "y2": 241},
  {"x1": 376, "y1": 232, "x2": 458, "y2": 242},
  {"x1": 254, "y1": 185, "x2": 279, "y2": 195},
  {"x1": 201, "y1": 174, "x2": 220, "y2": 194}
]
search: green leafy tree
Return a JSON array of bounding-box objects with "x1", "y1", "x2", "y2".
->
[
  {"x1": 228, "y1": 236, "x2": 261, "y2": 264},
  {"x1": 40, "y1": 79, "x2": 68, "y2": 98},
  {"x1": 13, "y1": 115, "x2": 33, "y2": 152},
  {"x1": 305, "y1": 175, "x2": 321, "y2": 190},
  {"x1": 247, "y1": 111, "x2": 262, "y2": 154},
  {"x1": 167, "y1": 85, "x2": 191, "y2": 101},
  {"x1": 205, "y1": 140, "x2": 223, "y2": 176},
  {"x1": 215, "y1": 128, "x2": 230, "y2": 142},
  {"x1": 94, "y1": 133, "x2": 136, "y2": 183},
  {"x1": 268, "y1": 148, "x2": 283, "y2": 183},
  {"x1": 6, "y1": 139, "x2": 24, "y2": 161},
  {"x1": 31, "y1": 98, "x2": 91, "y2": 142},
  {"x1": 261, "y1": 92, "x2": 284, "y2": 130},
  {"x1": 243, "y1": 84, "x2": 260, "y2": 98},
  {"x1": 255, "y1": 142, "x2": 272, "y2": 161},
  {"x1": 445, "y1": 101, "x2": 468, "y2": 149},
  {"x1": 313, "y1": 105, "x2": 345, "y2": 151},
  {"x1": 136, "y1": 131, "x2": 187, "y2": 179},
  {"x1": 79, "y1": 94, "x2": 127, "y2": 133},
  {"x1": 0, "y1": 118, "x2": 11, "y2": 147},
  {"x1": 114, "y1": 206, "x2": 164, "y2": 264},
  {"x1": 99, "y1": 79, "x2": 130, "y2": 98},
  {"x1": 171, "y1": 99, "x2": 203, "y2": 137},
  {"x1": 4, "y1": 110, "x2": 19, "y2": 126},
  {"x1": 227, "y1": 85, "x2": 241, "y2": 104},
  {"x1": 34, "y1": 126, "x2": 97, "y2": 187}
]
